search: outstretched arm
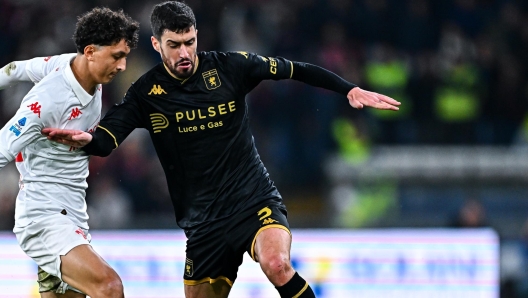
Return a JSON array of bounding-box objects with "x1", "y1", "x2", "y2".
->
[
  {"x1": 235, "y1": 52, "x2": 400, "y2": 110},
  {"x1": 0, "y1": 60, "x2": 31, "y2": 90},
  {"x1": 42, "y1": 126, "x2": 116, "y2": 157},
  {"x1": 43, "y1": 84, "x2": 145, "y2": 157},
  {"x1": 42, "y1": 129, "x2": 93, "y2": 147},
  {"x1": 0, "y1": 53, "x2": 77, "y2": 90},
  {"x1": 291, "y1": 62, "x2": 400, "y2": 110}
]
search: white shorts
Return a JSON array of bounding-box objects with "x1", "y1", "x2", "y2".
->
[{"x1": 13, "y1": 212, "x2": 91, "y2": 292}]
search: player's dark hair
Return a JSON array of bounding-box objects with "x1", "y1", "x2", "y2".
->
[
  {"x1": 150, "y1": 1, "x2": 196, "y2": 40},
  {"x1": 73, "y1": 7, "x2": 139, "y2": 53}
]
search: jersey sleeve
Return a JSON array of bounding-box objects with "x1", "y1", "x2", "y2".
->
[
  {"x1": 228, "y1": 51, "x2": 293, "y2": 87},
  {"x1": 290, "y1": 61, "x2": 357, "y2": 95},
  {"x1": 0, "y1": 53, "x2": 76, "y2": 90},
  {"x1": 0, "y1": 92, "x2": 54, "y2": 169},
  {"x1": 0, "y1": 60, "x2": 30, "y2": 90},
  {"x1": 25, "y1": 53, "x2": 77, "y2": 83},
  {"x1": 82, "y1": 85, "x2": 145, "y2": 157}
]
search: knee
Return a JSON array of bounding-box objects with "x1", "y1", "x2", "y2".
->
[
  {"x1": 260, "y1": 253, "x2": 293, "y2": 285},
  {"x1": 97, "y1": 270, "x2": 124, "y2": 297}
]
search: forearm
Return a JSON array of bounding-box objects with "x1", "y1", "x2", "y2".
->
[
  {"x1": 81, "y1": 129, "x2": 117, "y2": 157},
  {"x1": 291, "y1": 62, "x2": 357, "y2": 95},
  {"x1": 0, "y1": 60, "x2": 30, "y2": 90},
  {"x1": 0, "y1": 150, "x2": 13, "y2": 170}
]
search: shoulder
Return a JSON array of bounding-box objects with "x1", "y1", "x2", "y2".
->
[
  {"x1": 125, "y1": 63, "x2": 166, "y2": 97},
  {"x1": 199, "y1": 51, "x2": 260, "y2": 73},
  {"x1": 133, "y1": 63, "x2": 165, "y2": 85},
  {"x1": 26, "y1": 69, "x2": 70, "y2": 103},
  {"x1": 201, "y1": 51, "x2": 258, "y2": 63}
]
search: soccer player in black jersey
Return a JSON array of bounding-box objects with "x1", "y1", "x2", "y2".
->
[{"x1": 43, "y1": 1, "x2": 400, "y2": 297}]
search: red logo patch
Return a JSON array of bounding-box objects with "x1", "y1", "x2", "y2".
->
[
  {"x1": 15, "y1": 152, "x2": 23, "y2": 162},
  {"x1": 27, "y1": 102, "x2": 42, "y2": 118},
  {"x1": 44, "y1": 56, "x2": 51, "y2": 62},
  {"x1": 68, "y1": 108, "x2": 82, "y2": 120},
  {"x1": 75, "y1": 228, "x2": 87, "y2": 240}
]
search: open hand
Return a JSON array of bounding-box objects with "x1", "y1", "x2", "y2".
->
[
  {"x1": 41, "y1": 128, "x2": 93, "y2": 147},
  {"x1": 347, "y1": 87, "x2": 400, "y2": 110}
]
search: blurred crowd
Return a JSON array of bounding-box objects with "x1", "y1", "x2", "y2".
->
[{"x1": 1, "y1": 0, "x2": 528, "y2": 232}]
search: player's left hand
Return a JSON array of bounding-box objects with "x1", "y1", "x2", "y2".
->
[{"x1": 347, "y1": 87, "x2": 400, "y2": 110}]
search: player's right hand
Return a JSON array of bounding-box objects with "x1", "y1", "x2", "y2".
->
[{"x1": 41, "y1": 128, "x2": 93, "y2": 147}]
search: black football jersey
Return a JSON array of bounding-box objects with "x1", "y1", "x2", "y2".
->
[{"x1": 90, "y1": 51, "x2": 295, "y2": 230}]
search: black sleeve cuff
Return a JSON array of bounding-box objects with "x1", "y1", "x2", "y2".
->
[
  {"x1": 81, "y1": 130, "x2": 115, "y2": 157},
  {"x1": 291, "y1": 61, "x2": 357, "y2": 95}
]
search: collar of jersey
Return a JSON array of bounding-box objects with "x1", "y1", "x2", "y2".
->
[
  {"x1": 64, "y1": 62, "x2": 98, "y2": 107},
  {"x1": 163, "y1": 56, "x2": 200, "y2": 85}
]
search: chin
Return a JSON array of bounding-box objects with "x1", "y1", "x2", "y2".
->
[{"x1": 178, "y1": 69, "x2": 193, "y2": 79}]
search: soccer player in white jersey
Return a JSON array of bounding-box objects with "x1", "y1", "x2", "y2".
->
[{"x1": 0, "y1": 7, "x2": 139, "y2": 298}]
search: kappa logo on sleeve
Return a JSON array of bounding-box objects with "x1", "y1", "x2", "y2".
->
[
  {"x1": 9, "y1": 117, "x2": 27, "y2": 137},
  {"x1": 27, "y1": 102, "x2": 42, "y2": 118}
]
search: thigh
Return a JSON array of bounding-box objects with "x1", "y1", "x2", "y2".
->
[
  {"x1": 253, "y1": 227, "x2": 292, "y2": 263},
  {"x1": 37, "y1": 266, "x2": 86, "y2": 296},
  {"x1": 14, "y1": 213, "x2": 91, "y2": 294},
  {"x1": 184, "y1": 224, "x2": 240, "y2": 288},
  {"x1": 232, "y1": 202, "x2": 290, "y2": 262},
  {"x1": 14, "y1": 213, "x2": 91, "y2": 279},
  {"x1": 184, "y1": 279, "x2": 231, "y2": 298},
  {"x1": 59, "y1": 244, "x2": 120, "y2": 295}
]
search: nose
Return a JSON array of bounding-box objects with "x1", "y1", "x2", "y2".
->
[
  {"x1": 117, "y1": 58, "x2": 127, "y2": 72},
  {"x1": 180, "y1": 46, "x2": 190, "y2": 59}
]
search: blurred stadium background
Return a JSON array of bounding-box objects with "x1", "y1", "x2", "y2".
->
[{"x1": 0, "y1": 0, "x2": 527, "y2": 297}]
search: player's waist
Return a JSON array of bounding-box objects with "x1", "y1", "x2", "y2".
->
[{"x1": 15, "y1": 183, "x2": 89, "y2": 228}]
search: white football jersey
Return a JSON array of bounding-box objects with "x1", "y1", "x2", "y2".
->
[{"x1": 0, "y1": 54, "x2": 101, "y2": 229}]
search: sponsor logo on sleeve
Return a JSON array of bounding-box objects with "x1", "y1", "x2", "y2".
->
[{"x1": 9, "y1": 117, "x2": 26, "y2": 137}]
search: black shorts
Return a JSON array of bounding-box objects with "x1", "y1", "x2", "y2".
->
[{"x1": 183, "y1": 201, "x2": 290, "y2": 287}]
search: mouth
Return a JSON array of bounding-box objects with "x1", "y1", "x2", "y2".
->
[{"x1": 177, "y1": 60, "x2": 192, "y2": 71}]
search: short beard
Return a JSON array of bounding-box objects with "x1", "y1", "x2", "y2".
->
[{"x1": 161, "y1": 47, "x2": 194, "y2": 79}]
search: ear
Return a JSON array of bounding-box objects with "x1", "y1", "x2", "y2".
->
[
  {"x1": 84, "y1": 45, "x2": 97, "y2": 61},
  {"x1": 151, "y1": 36, "x2": 161, "y2": 53}
]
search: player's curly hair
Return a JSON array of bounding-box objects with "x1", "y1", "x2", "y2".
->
[
  {"x1": 151, "y1": 1, "x2": 196, "y2": 40},
  {"x1": 73, "y1": 7, "x2": 139, "y2": 53}
]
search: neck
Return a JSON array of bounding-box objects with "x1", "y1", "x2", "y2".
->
[{"x1": 70, "y1": 54, "x2": 97, "y2": 95}]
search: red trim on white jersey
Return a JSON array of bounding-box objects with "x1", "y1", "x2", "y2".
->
[{"x1": 15, "y1": 152, "x2": 23, "y2": 162}]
